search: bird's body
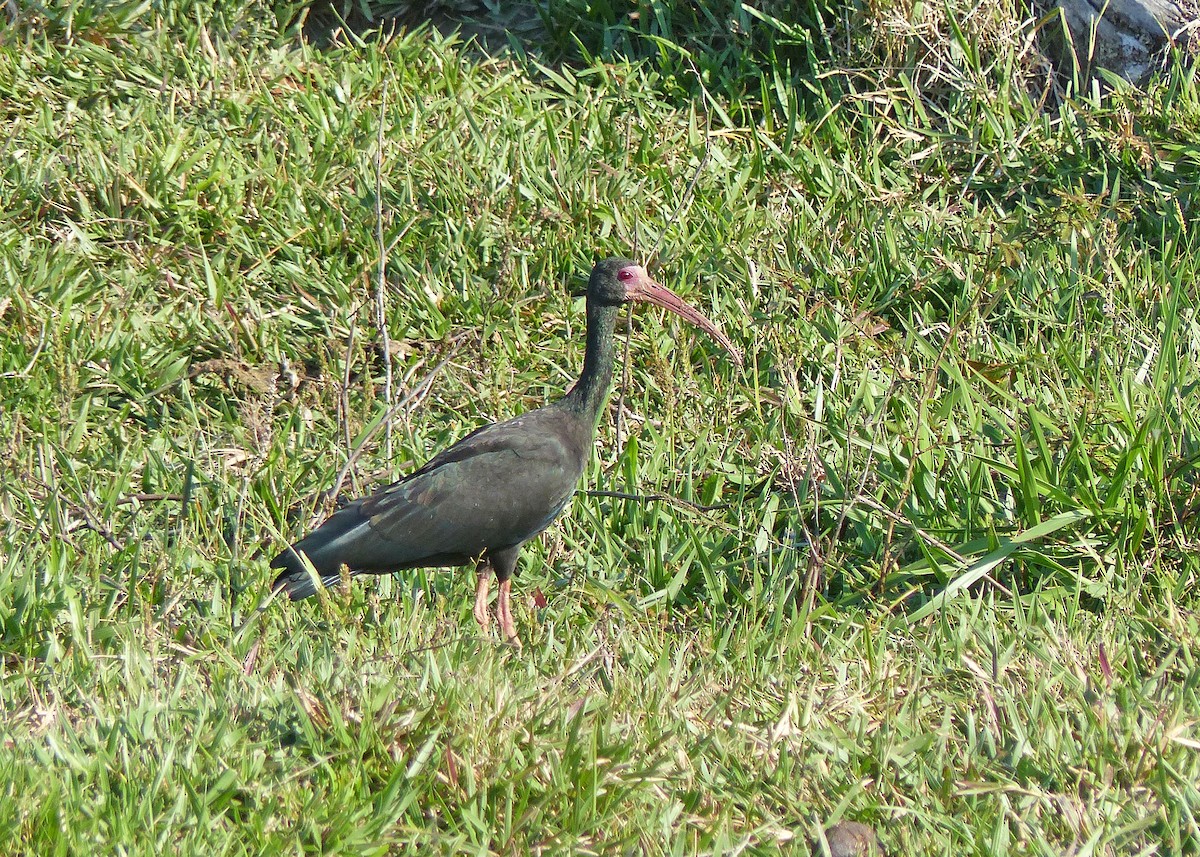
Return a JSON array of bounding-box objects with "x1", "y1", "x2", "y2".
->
[
  {"x1": 271, "y1": 407, "x2": 592, "y2": 598},
  {"x1": 271, "y1": 257, "x2": 738, "y2": 644}
]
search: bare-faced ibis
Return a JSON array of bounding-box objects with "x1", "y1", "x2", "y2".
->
[{"x1": 271, "y1": 258, "x2": 739, "y2": 645}]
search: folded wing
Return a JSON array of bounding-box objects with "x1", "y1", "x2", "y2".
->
[{"x1": 270, "y1": 409, "x2": 587, "y2": 599}]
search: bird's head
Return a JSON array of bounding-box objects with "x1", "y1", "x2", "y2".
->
[
  {"x1": 587, "y1": 257, "x2": 648, "y2": 305},
  {"x1": 587, "y1": 257, "x2": 743, "y2": 366}
]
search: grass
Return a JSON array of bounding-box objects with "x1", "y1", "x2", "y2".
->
[{"x1": 2, "y1": 0, "x2": 1200, "y2": 853}]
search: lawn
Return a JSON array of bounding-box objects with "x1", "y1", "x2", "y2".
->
[{"x1": 1, "y1": 1, "x2": 1199, "y2": 854}]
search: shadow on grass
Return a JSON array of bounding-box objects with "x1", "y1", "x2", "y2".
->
[{"x1": 285, "y1": 0, "x2": 839, "y2": 120}]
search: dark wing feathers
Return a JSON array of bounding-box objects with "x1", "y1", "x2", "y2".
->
[{"x1": 271, "y1": 408, "x2": 587, "y2": 599}]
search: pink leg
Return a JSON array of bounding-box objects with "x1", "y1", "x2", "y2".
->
[{"x1": 497, "y1": 578, "x2": 521, "y2": 648}]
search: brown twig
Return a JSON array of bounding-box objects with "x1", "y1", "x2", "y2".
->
[
  {"x1": 649, "y1": 58, "x2": 713, "y2": 263},
  {"x1": 339, "y1": 302, "x2": 358, "y2": 485},
  {"x1": 116, "y1": 493, "x2": 184, "y2": 505},
  {"x1": 23, "y1": 475, "x2": 124, "y2": 552},
  {"x1": 324, "y1": 332, "x2": 469, "y2": 503},
  {"x1": 374, "y1": 77, "x2": 394, "y2": 462},
  {"x1": 583, "y1": 489, "x2": 728, "y2": 513},
  {"x1": 614, "y1": 57, "x2": 717, "y2": 479}
]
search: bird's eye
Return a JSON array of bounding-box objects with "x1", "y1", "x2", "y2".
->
[{"x1": 618, "y1": 269, "x2": 634, "y2": 281}]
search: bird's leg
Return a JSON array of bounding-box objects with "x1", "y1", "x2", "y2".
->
[
  {"x1": 497, "y1": 578, "x2": 519, "y2": 648},
  {"x1": 488, "y1": 545, "x2": 522, "y2": 649},
  {"x1": 473, "y1": 558, "x2": 492, "y2": 631}
]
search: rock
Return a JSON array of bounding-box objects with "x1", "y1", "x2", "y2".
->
[
  {"x1": 813, "y1": 821, "x2": 883, "y2": 857},
  {"x1": 1041, "y1": 0, "x2": 1199, "y2": 83}
]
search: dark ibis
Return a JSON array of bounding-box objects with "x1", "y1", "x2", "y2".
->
[{"x1": 271, "y1": 257, "x2": 740, "y2": 645}]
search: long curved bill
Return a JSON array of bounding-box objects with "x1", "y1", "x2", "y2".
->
[{"x1": 627, "y1": 274, "x2": 743, "y2": 368}]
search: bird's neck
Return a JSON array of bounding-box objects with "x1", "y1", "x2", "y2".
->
[{"x1": 560, "y1": 301, "x2": 619, "y2": 427}]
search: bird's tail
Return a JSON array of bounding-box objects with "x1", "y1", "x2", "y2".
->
[
  {"x1": 270, "y1": 549, "x2": 359, "y2": 601},
  {"x1": 272, "y1": 569, "x2": 341, "y2": 601}
]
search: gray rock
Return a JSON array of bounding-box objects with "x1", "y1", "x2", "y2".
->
[
  {"x1": 1042, "y1": 0, "x2": 1198, "y2": 83},
  {"x1": 813, "y1": 821, "x2": 883, "y2": 857}
]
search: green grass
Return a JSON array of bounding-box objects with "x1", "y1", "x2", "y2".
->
[{"x1": 3, "y1": 1, "x2": 1200, "y2": 854}]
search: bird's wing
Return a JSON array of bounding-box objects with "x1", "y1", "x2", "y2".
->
[
  {"x1": 360, "y1": 414, "x2": 582, "y2": 550},
  {"x1": 271, "y1": 410, "x2": 587, "y2": 587}
]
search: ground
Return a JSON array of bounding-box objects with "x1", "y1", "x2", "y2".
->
[{"x1": 1, "y1": 2, "x2": 1199, "y2": 854}]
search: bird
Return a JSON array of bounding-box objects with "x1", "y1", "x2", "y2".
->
[{"x1": 270, "y1": 257, "x2": 740, "y2": 646}]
